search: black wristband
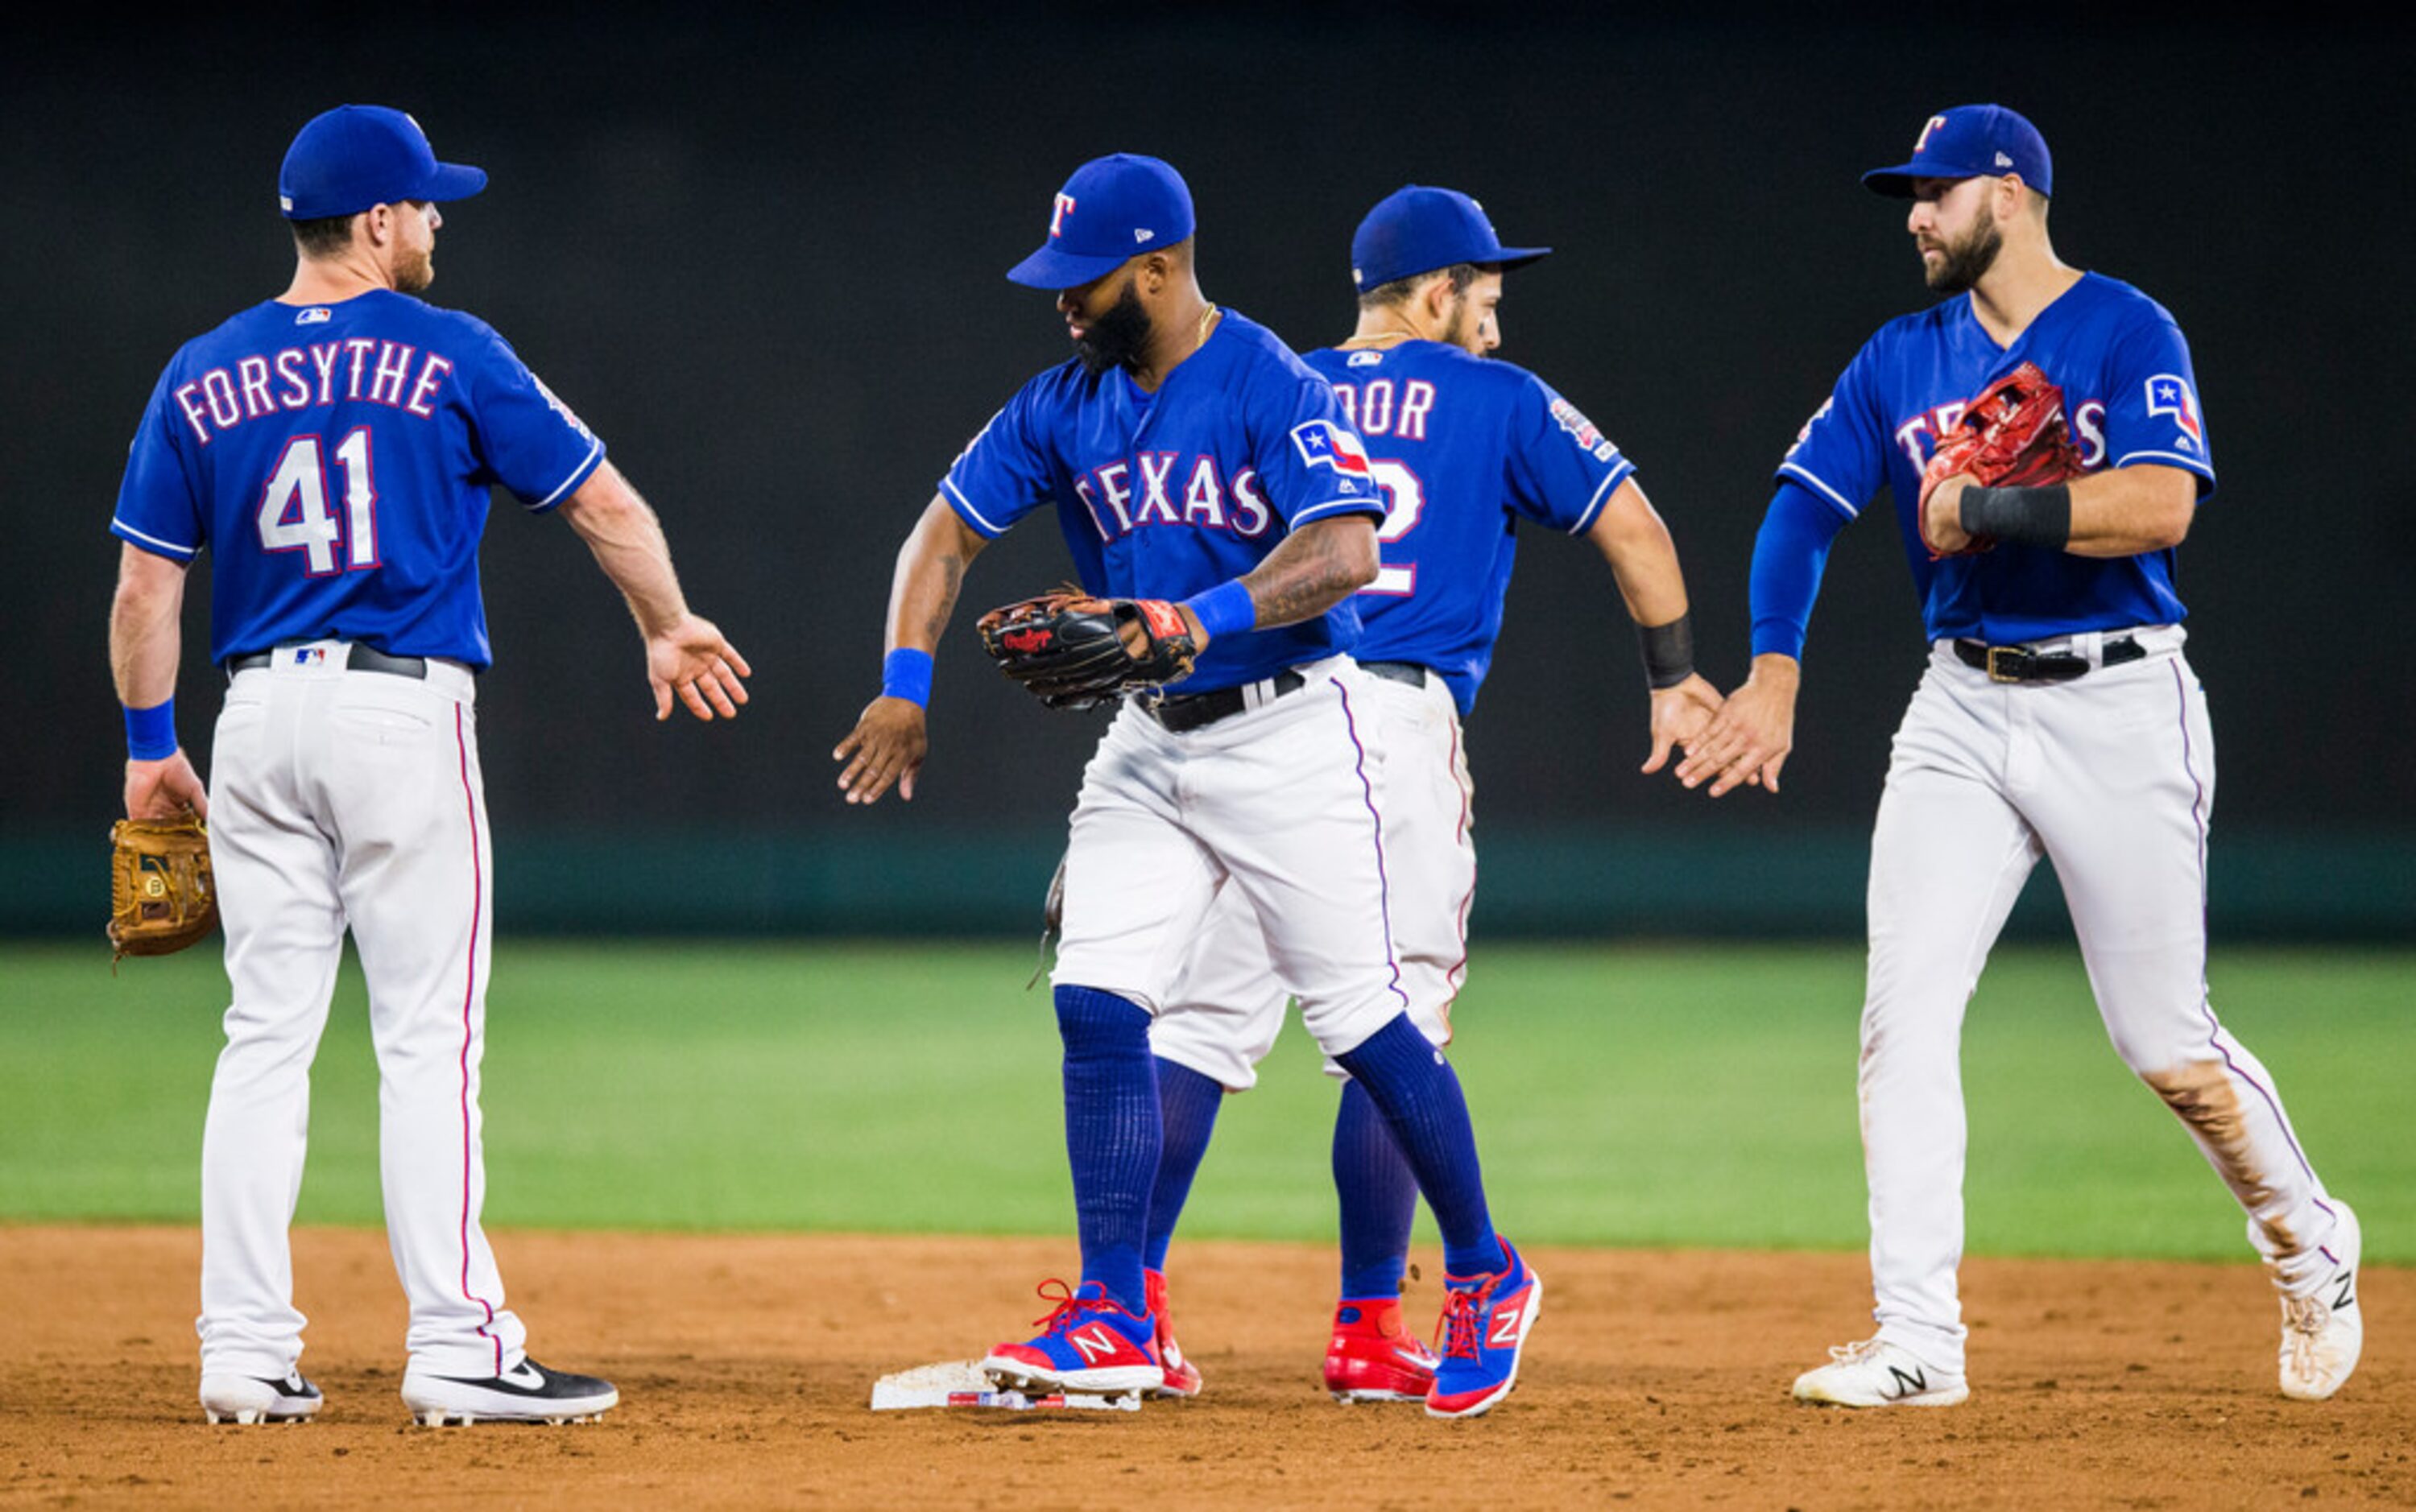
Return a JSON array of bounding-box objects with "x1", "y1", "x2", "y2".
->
[
  {"x1": 1960, "y1": 484, "x2": 2073, "y2": 549},
  {"x1": 1637, "y1": 612, "x2": 1695, "y2": 690}
]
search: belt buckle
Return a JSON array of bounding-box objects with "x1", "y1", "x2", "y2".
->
[{"x1": 1984, "y1": 646, "x2": 2025, "y2": 683}]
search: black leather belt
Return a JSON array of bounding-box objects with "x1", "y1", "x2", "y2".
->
[
  {"x1": 1954, "y1": 635, "x2": 2145, "y2": 684},
  {"x1": 1359, "y1": 660, "x2": 1429, "y2": 688},
  {"x1": 1146, "y1": 670, "x2": 1307, "y2": 733},
  {"x1": 225, "y1": 645, "x2": 429, "y2": 680}
]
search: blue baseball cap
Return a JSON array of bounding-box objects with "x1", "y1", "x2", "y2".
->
[
  {"x1": 1351, "y1": 185, "x2": 1549, "y2": 294},
  {"x1": 1006, "y1": 154, "x2": 1195, "y2": 290},
  {"x1": 1862, "y1": 104, "x2": 2053, "y2": 198},
  {"x1": 279, "y1": 105, "x2": 487, "y2": 221}
]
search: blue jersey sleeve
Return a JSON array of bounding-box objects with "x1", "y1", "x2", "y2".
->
[
  {"x1": 1748, "y1": 481, "x2": 1851, "y2": 659},
  {"x1": 1504, "y1": 373, "x2": 1635, "y2": 535},
  {"x1": 110, "y1": 365, "x2": 205, "y2": 562},
  {"x1": 940, "y1": 374, "x2": 1061, "y2": 539},
  {"x1": 460, "y1": 327, "x2": 607, "y2": 513},
  {"x1": 1776, "y1": 341, "x2": 1889, "y2": 520},
  {"x1": 2099, "y1": 313, "x2": 2215, "y2": 497},
  {"x1": 1250, "y1": 374, "x2": 1384, "y2": 530}
]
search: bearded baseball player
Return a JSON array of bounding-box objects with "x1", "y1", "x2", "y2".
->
[
  {"x1": 1677, "y1": 105, "x2": 2361, "y2": 1407},
  {"x1": 833, "y1": 154, "x2": 1539, "y2": 1419},
  {"x1": 108, "y1": 105, "x2": 751, "y2": 1425},
  {"x1": 1138, "y1": 186, "x2": 1721, "y2": 1405}
]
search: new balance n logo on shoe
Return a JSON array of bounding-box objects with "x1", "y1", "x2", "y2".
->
[
  {"x1": 1069, "y1": 1325, "x2": 1121, "y2": 1364},
  {"x1": 1886, "y1": 1365, "x2": 1927, "y2": 1399},
  {"x1": 1489, "y1": 1303, "x2": 1528, "y2": 1348},
  {"x1": 2334, "y1": 1272, "x2": 2357, "y2": 1312}
]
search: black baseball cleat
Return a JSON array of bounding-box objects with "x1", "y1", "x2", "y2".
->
[
  {"x1": 399, "y1": 1357, "x2": 619, "y2": 1425},
  {"x1": 201, "y1": 1370, "x2": 323, "y2": 1424}
]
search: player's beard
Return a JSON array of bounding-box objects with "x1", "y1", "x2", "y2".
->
[
  {"x1": 1924, "y1": 215, "x2": 2003, "y2": 295},
  {"x1": 1439, "y1": 301, "x2": 1483, "y2": 357},
  {"x1": 394, "y1": 248, "x2": 435, "y2": 295},
  {"x1": 1074, "y1": 279, "x2": 1152, "y2": 377}
]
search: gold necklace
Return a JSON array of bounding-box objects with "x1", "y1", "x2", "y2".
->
[
  {"x1": 1196, "y1": 302, "x2": 1220, "y2": 346},
  {"x1": 1341, "y1": 328, "x2": 1418, "y2": 349}
]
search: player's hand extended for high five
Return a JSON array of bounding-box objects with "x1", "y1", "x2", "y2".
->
[
  {"x1": 1676, "y1": 654, "x2": 1798, "y2": 796},
  {"x1": 833, "y1": 698, "x2": 926, "y2": 805},
  {"x1": 1642, "y1": 673, "x2": 1723, "y2": 777},
  {"x1": 647, "y1": 613, "x2": 752, "y2": 721}
]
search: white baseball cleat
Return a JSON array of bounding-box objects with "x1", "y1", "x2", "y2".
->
[
  {"x1": 400, "y1": 1357, "x2": 618, "y2": 1425},
  {"x1": 1792, "y1": 1337, "x2": 1969, "y2": 1408},
  {"x1": 2278, "y1": 1201, "x2": 2362, "y2": 1402},
  {"x1": 200, "y1": 1370, "x2": 322, "y2": 1424}
]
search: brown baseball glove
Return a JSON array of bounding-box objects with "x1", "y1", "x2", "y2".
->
[
  {"x1": 1918, "y1": 361, "x2": 2087, "y2": 559},
  {"x1": 976, "y1": 588, "x2": 1202, "y2": 711},
  {"x1": 108, "y1": 815, "x2": 218, "y2": 965}
]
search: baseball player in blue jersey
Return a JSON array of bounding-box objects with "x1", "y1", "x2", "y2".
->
[
  {"x1": 833, "y1": 155, "x2": 1538, "y2": 1419},
  {"x1": 1138, "y1": 186, "x2": 1722, "y2": 1404},
  {"x1": 1677, "y1": 105, "x2": 2361, "y2": 1407},
  {"x1": 108, "y1": 105, "x2": 751, "y2": 1426}
]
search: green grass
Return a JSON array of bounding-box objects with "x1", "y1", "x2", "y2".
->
[{"x1": 0, "y1": 941, "x2": 2402, "y2": 1262}]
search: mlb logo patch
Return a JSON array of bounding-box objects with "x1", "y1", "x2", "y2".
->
[
  {"x1": 292, "y1": 647, "x2": 328, "y2": 666},
  {"x1": 1291, "y1": 419, "x2": 1371, "y2": 477},
  {"x1": 296, "y1": 307, "x2": 332, "y2": 326}
]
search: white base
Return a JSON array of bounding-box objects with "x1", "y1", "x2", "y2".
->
[{"x1": 870, "y1": 1361, "x2": 1141, "y2": 1413}]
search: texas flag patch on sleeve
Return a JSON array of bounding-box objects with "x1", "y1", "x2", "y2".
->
[
  {"x1": 1292, "y1": 419, "x2": 1371, "y2": 477},
  {"x1": 2145, "y1": 374, "x2": 2203, "y2": 446}
]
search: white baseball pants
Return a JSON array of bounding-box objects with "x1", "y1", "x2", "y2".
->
[
  {"x1": 1052, "y1": 657, "x2": 1411, "y2": 1058},
  {"x1": 1862, "y1": 630, "x2": 2344, "y2": 1374},
  {"x1": 1148, "y1": 667, "x2": 1472, "y2": 1088},
  {"x1": 198, "y1": 642, "x2": 525, "y2": 1380}
]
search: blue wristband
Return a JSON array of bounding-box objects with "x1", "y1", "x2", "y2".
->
[
  {"x1": 124, "y1": 698, "x2": 178, "y2": 761},
  {"x1": 881, "y1": 647, "x2": 933, "y2": 708},
  {"x1": 1180, "y1": 580, "x2": 1255, "y2": 642}
]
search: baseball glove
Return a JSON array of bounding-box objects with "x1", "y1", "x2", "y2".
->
[
  {"x1": 1918, "y1": 361, "x2": 2087, "y2": 559},
  {"x1": 976, "y1": 589, "x2": 1202, "y2": 710},
  {"x1": 108, "y1": 815, "x2": 218, "y2": 965}
]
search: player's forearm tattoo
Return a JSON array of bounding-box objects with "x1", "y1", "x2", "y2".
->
[
  {"x1": 921, "y1": 554, "x2": 965, "y2": 645},
  {"x1": 1244, "y1": 526, "x2": 1366, "y2": 629}
]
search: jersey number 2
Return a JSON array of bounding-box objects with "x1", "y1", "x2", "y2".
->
[
  {"x1": 257, "y1": 429, "x2": 379, "y2": 576},
  {"x1": 1363, "y1": 458, "x2": 1425, "y2": 597}
]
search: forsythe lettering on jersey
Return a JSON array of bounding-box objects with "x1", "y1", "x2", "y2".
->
[
  {"x1": 112, "y1": 290, "x2": 605, "y2": 668},
  {"x1": 941, "y1": 310, "x2": 1384, "y2": 695},
  {"x1": 1304, "y1": 339, "x2": 1635, "y2": 717},
  {"x1": 1781, "y1": 271, "x2": 2213, "y2": 645}
]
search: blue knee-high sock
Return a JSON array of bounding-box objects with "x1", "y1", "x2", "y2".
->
[
  {"x1": 1055, "y1": 985, "x2": 1160, "y2": 1314},
  {"x1": 1333, "y1": 1013, "x2": 1505, "y2": 1280},
  {"x1": 1143, "y1": 1057, "x2": 1225, "y2": 1274},
  {"x1": 1332, "y1": 1076, "x2": 1419, "y2": 1300}
]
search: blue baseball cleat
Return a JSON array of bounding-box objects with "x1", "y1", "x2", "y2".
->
[
  {"x1": 980, "y1": 1279, "x2": 1162, "y2": 1398},
  {"x1": 1425, "y1": 1240, "x2": 1542, "y2": 1419}
]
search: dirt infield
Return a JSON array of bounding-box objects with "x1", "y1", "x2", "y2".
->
[{"x1": 1, "y1": 1226, "x2": 2403, "y2": 1509}]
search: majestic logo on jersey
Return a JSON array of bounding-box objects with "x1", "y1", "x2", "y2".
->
[
  {"x1": 1913, "y1": 114, "x2": 1950, "y2": 154},
  {"x1": 1050, "y1": 193, "x2": 1077, "y2": 237},
  {"x1": 2145, "y1": 374, "x2": 2203, "y2": 447},
  {"x1": 1291, "y1": 419, "x2": 1371, "y2": 477}
]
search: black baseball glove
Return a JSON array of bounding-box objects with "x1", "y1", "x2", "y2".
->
[{"x1": 975, "y1": 589, "x2": 1202, "y2": 710}]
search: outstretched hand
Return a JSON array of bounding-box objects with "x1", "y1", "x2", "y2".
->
[
  {"x1": 647, "y1": 613, "x2": 752, "y2": 721},
  {"x1": 1674, "y1": 655, "x2": 1799, "y2": 796},
  {"x1": 833, "y1": 697, "x2": 928, "y2": 805},
  {"x1": 1641, "y1": 674, "x2": 1723, "y2": 776}
]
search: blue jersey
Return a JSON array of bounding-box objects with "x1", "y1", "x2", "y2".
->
[
  {"x1": 1304, "y1": 341, "x2": 1633, "y2": 716},
  {"x1": 111, "y1": 290, "x2": 606, "y2": 669},
  {"x1": 1779, "y1": 271, "x2": 2212, "y2": 644},
  {"x1": 941, "y1": 311, "x2": 1383, "y2": 693}
]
